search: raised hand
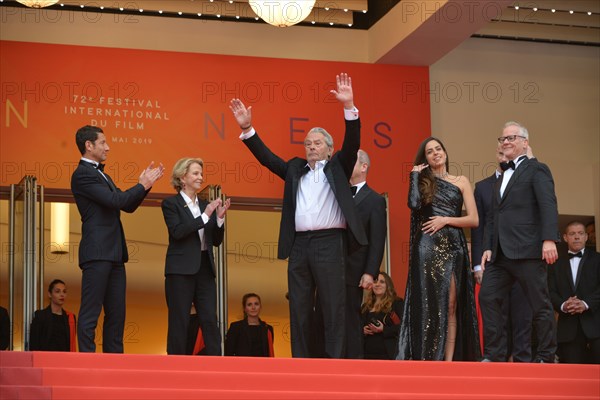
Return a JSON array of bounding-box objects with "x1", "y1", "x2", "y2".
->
[
  {"x1": 139, "y1": 162, "x2": 165, "y2": 190},
  {"x1": 229, "y1": 98, "x2": 253, "y2": 131},
  {"x1": 330, "y1": 73, "x2": 354, "y2": 109},
  {"x1": 217, "y1": 197, "x2": 231, "y2": 219},
  {"x1": 412, "y1": 163, "x2": 429, "y2": 173}
]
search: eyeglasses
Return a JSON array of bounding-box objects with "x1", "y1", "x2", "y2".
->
[{"x1": 497, "y1": 135, "x2": 526, "y2": 144}]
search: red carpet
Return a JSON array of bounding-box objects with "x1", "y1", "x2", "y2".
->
[{"x1": 1, "y1": 351, "x2": 599, "y2": 399}]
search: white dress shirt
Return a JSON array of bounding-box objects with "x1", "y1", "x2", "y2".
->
[
  {"x1": 240, "y1": 107, "x2": 359, "y2": 232},
  {"x1": 560, "y1": 249, "x2": 589, "y2": 312},
  {"x1": 179, "y1": 191, "x2": 224, "y2": 250},
  {"x1": 500, "y1": 155, "x2": 527, "y2": 198}
]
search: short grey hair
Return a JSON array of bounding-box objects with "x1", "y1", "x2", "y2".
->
[
  {"x1": 307, "y1": 127, "x2": 334, "y2": 149},
  {"x1": 504, "y1": 121, "x2": 529, "y2": 139},
  {"x1": 357, "y1": 149, "x2": 371, "y2": 171}
]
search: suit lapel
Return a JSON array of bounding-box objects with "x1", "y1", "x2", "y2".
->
[
  {"x1": 80, "y1": 160, "x2": 116, "y2": 191},
  {"x1": 354, "y1": 184, "x2": 370, "y2": 205},
  {"x1": 103, "y1": 173, "x2": 118, "y2": 192},
  {"x1": 574, "y1": 251, "x2": 589, "y2": 290},
  {"x1": 323, "y1": 162, "x2": 337, "y2": 196},
  {"x1": 494, "y1": 174, "x2": 502, "y2": 204}
]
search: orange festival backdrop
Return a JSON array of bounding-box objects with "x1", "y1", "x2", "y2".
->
[{"x1": 0, "y1": 40, "x2": 431, "y2": 289}]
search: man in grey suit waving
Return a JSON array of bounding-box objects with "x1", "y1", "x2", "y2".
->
[
  {"x1": 229, "y1": 73, "x2": 367, "y2": 358},
  {"x1": 71, "y1": 125, "x2": 163, "y2": 352},
  {"x1": 480, "y1": 121, "x2": 560, "y2": 363}
]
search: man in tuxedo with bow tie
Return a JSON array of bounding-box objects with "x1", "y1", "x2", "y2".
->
[
  {"x1": 71, "y1": 125, "x2": 164, "y2": 352},
  {"x1": 479, "y1": 121, "x2": 560, "y2": 363},
  {"x1": 548, "y1": 221, "x2": 600, "y2": 363},
  {"x1": 345, "y1": 149, "x2": 387, "y2": 358},
  {"x1": 229, "y1": 73, "x2": 367, "y2": 358},
  {"x1": 472, "y1": 144, "x2": 533, "y2": 361}
]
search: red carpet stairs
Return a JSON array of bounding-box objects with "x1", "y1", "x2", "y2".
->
[{"x1": 1, "y1": 351, "x2": 599, "y2": 399}]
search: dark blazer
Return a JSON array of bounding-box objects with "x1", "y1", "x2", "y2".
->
[
  {"x1": 70, "y1": 160, "x2": 149, "y2": 266},
  {"x1": 471, "y1": 173, "x2": 497, "y2": 267},
  {"x1": 483, "y1": 157, "x2": 560, "y2": 260},
  {"x1": 224, "y1": 318, "x2": 274, "y2": 357},
  {"x1": 29, "y1": 306, "x2": 76, "y2": 351},
  {"x1": 242, "y1": 119, "x2": 368, "y2": 259},
  {"x1": 161, "y1": 194, "x2": 224, "y2": 276},
  {"x1": 548, "y1": 250, "x2": 600, "y2": 343},
  {"x1": 347, "y1": 184, "x2": 387, "y2": 285}
]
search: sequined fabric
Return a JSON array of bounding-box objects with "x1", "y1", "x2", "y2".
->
[{"x1": 397, "y1": 173, "x2": 481, "y2": 361}]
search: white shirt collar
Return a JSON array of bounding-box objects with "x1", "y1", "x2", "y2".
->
[{"x1": 179, "y1": 191, "x2": 198, "y2": 207}]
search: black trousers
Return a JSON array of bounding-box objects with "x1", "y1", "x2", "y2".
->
[
  {"x1": 558, "y1": 322, "x2": 600, "y2": 364},
  {"x1": 505, "y1": 282, "x2": 533, "y2": 362},
  {"x1": 345, "y1": 284, "x2": 364, "y2": 359},
  {"x1": 479, "y1": 248, "x2": 556, "y2": 362},
  {"x1": 288, "y1": 229, "x2": 346, "y2": 358},
  {"x1": 165, "y1": 252, "x2": 221, "y2": 355},
  {"x1": 78, "y1": 260, "x2": 126, "y2": 353}
]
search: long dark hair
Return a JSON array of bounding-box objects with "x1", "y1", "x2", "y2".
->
[
  {"x1": 414, "y1": 137, "x2": 450, "y2": 205},
  {"x1": 361, "y1": 272, "x2": 398, "y2": 314}
]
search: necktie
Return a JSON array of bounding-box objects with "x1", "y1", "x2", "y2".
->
[
  {"x1": 95, "y1": 163, "x2": 105, "y2": 172},
  {"x1": 568, "y1": 251, "x2": 583, "y2": 259},
  {"x1": 350, "y1": 186, "x2": 358, "y2": 196}
]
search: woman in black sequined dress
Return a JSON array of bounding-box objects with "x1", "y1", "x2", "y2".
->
[{"x1": 397, "y1": 137, "x2": 481, "y2": 361}]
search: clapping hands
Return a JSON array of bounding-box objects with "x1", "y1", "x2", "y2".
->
[{"x1": 139, "y1": 162, "x2": 165, "y2": 190}]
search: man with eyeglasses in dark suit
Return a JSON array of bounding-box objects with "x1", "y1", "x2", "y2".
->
[{"x1": 479, "y1": 121, "x2": 560, "y2": 363}]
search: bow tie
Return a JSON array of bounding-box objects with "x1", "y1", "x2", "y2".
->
[
  {"x1": 568, "y1": 251, "x2": 583, "y2": 259},
  {"x1": 95, "y1": 163, "x2": 105, "y2": 172},
  {"x1": 500, "y1": 155, "x2": 527, "y2": 171},
  {"x1": 500, "y1": 160, "x2": 515, "y2": 171},
  {"x1": 350, "y1": 186, "x2": 358, "y2": 196}
]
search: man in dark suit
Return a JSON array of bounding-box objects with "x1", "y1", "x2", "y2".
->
[
  {"x1": 480, "y1": 121, "x2": 560, "y2": 363},
  {"x1": 548, "y1": 221, "x2": 600, "y2": 363},
  {"x1": 346, "y1": 149, "x2": 387, "y2": 358},
  {"x1": 471, "y1": 144, "x2": 533, "y2": 362},
  {"x1": 71, "y1": 125, "x2": 163, "y2": 353},
  {"x1": 229, "y1": 73, "x2": 367, "y2": 358}
]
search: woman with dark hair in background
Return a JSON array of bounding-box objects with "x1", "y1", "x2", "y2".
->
[
  {"x1": 29, "y1": 279, "x2": 76, "y2": 351},
  {"x1": 362, "y1": 272, "x2": 403, "y2": 360},
  {"x1": 397, "y1": 137, "x2": 480, "y2": 361},
  {"x1": 225, "y1": 293, "x2": 274, "y2": 357}
]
